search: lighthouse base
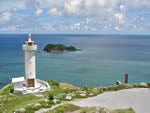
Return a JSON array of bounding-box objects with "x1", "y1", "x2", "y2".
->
[{"x1": 12, "y1": 78, "x2": 50, "y2": 95}]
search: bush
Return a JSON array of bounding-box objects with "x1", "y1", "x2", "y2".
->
[
  {"x1": 0, "y1": 84, "x2": 13, "y2": 95},
  {"x1": 48, "y1": 80, "x2": 59, "y2": 87},
  {"x1": 82, "y1": 86, "x2": 88, "y2": 91},
  {"x1": 39, "y1": 101, "x2": 51, "y2": 108},
  {"x1": 63, "y1": 88, "x2": 72, "y2": 93},
  {"x1": 48, "y1": 100, "x2": 54, "y2": 105},
  {"x1": 25, "y1": 106, "x2": 35, "y2": 113},
  {"x1": 10, "y1": 88, "x2": 14, "y2": 93},
  {"x1": 147, "y1": 82, "x2": 150, "y2": 88},
  {"x1": 49, "y1": 93, "x2": 54, "y2": 100},
  {"x1": 47, "y1": 104, "x2": 80, "y2": 113}
]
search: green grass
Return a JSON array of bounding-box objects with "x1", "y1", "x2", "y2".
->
[
  {"x1": 0, "y1": 94, "x2": 45, "y2": 112},
  {"x1": 46, "y1": 104, "x2": 135, "y2": 113},
  {"x1": 59, "y1": 83, "x2": 79, "y2": 90},
  {"x1": 0, "y1": 84, "x2": 13, "y2": 95},
  {"x1": 0, "y1": 80, "x2": 147, "y2": 113},
  {"x1": 115, "y1": 108, "x2": 135, "y2": 113},
  {"x1": 46, "y1": 104, "x2": 80, "y2": 113},
  {"x1": 0, "y1": 84, "x2": 46, "y2": 113}
]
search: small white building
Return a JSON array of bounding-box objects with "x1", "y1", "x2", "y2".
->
[
  {"x1": 12, "y1": 77, "x2": 25, "y2": 89},
  {"x1": 12, "y1": 34, "x2": 50, "y2": 94}
]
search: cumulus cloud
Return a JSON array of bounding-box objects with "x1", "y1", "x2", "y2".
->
[
  {"x1": 0, "y1": 1, "x2": 25, "y2": 11},
  {"x1": 26, "y1": 0, "x2": 40, "y2": 10},
  {"x1": 115, "y1": 13, "x2": 125, "y2": 24},
  {"x1": 0, "y1": 0, "x2": 150, "y2": 33},
  {"x1": 41, "y1": 23, "x2": 56, "y2": 31},
  {"x1": 64, "y1": 0, "x2": 81, "y2": 15},
  {"x1": 71, "y1": 23, "x2": 80, "y2": 30},
  {"x1": 123, "y1": 0, "x2": 150, "y2": 8},
  {"x1": 120, "y1": 5, "x2": 126, "y2": 12},
  {"x1": 48, "y1": 8, "x2": 62, "y2": 17},
  {"x1": 114, "y1": 26, "x2": 120, "y2": 31},
  {"x1": 0, "y1": 12, "x2": 12, "y2": 22},
  {"x1": 0, "y1": 25, "x2": 18, "y2": 31},
  {"x1": 140, "y1": 17, "x2": 144, "y2": 21},
  {"x1": 36, "y1": 9, "x2": 43, "y2": 16}
]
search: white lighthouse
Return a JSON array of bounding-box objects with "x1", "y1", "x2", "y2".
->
[
  {"x1": 22, "y1": 34, "x2": 37, "y2": 87},
  {"x1": 12, "y1": 34, "x2": 50, "y2": 94}
]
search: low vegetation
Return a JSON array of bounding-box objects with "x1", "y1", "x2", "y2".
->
[
  {"x1": 0, "y1": 80, "x2": 149, "y2": 113},
  {"x1": 115, "y1": 108, "x2": 135, "y2": 113},
  {"x1": 0, "y1": 86, "x2": 45, "y2": 112},
  {"x1": 0, "y1": 84, "x2": 13, "y2": 95},
  {"x1": 47, "y1": 104, "x2": 80, "y2": 113},
  {"x1": 47, "y1": 104, "x2": 135, "y2": 113}
]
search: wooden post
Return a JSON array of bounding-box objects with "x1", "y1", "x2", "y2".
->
[{"x1": 125, "y1": 73, "x2": 128, "y2": 84}]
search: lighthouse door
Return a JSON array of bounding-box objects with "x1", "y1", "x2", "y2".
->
[{"x1": 27, "y1": 79, "x2": 35, "y2": 87}]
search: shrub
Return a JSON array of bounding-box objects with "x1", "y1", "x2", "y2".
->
[
  {"x1": 63, "y1": 88, "x2": 72, "y2": 93},
  {"x1": 47, "y1": 80, "x2": 59, "y2": 87},
  {"x1": 82, "y1": 86, "x2": 88, "y2": 91},
  {"x1": 147, "y1": 82, "x2": 150, "y2": 88},
  {"x1": 39, "y1": 101, "x2": 51, "y2": 108},
  {"x1": 48, "y1": 100, "x2": 54, "y2": 105},
  {"x1": 49, "y1": 93, "x2": 54, "y2": 100},
  {"x1": 48, "y1": 104, "x2": 80, "y2": 113},
  {"x1": 25, "y1": 106, "x2": 35, "y2": 113}
]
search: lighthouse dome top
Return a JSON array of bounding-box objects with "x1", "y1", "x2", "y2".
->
[
  {"x1": 28, "y1": 34, "x2": 31, "y2": 37},
  {"x1": 27, "y1": 34, "x2": 34, "y2": 42}
]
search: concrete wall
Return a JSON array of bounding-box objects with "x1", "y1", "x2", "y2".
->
[
  {"x1": 14, "y1": 82, "x2": 24, "y2": 89},
  {"x1": 37, "y1": 79, "x2": 50, "y2": 90}
]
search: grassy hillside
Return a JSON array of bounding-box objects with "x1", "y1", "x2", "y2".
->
[
  {"x1": 0, "y1": 80, "x2": 147, "y2": 113},
  {"x1": 0, "y1": 84, "x2": 45, "y2": 113},
  {"x1": 47, "y1": 104, "x2": 135, "y2": 113},
  {"x1": 0, "y1": 80, "x2": 80, "y2": 113},
  {"x1": 59, "y1": 83, "x2": 80, "y2": 90}
]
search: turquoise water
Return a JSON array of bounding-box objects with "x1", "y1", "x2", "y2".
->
[{"x1": 1, "y1": 34, "x2": 150, "y2": 89}]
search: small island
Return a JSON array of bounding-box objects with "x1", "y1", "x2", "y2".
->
[{"x1": 43, "y1": 44, "x2": 79, "y2": 53}]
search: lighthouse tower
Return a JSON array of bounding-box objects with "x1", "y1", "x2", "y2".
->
[
  {"x1": 12, "y1": 34, "x2": 50, "y2": 94},
  {"x1": 22, "y1": 34, "x2": 37, "y2": 87}
]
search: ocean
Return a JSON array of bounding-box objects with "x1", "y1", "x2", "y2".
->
[{"x1": 0, "y1": 34, "x2": 150, "y2": 89}]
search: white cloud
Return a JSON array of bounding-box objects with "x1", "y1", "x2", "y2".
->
[
  {"x1": 104, "y1": 26, "x2": 108, "y2": 29},
  {"x1": 0, "y1": 12, "x2": 12, "y2": 22},
  {"x1": 114, "y1": 26, "x2": 120, "y2": 31},
  {"x1": 86, "y1": 18, "x2": 90, "y2": 24},
  {"x1": 0, "y1": 25, "x2": 18, "y2": 31},
  {"x1": 91, "y1": 27, "x2": 96, "y2": 31},
  {"x1": 97, "y1": 0, "x2": 105, "y2": 7},
  {"x1": 120, "y1": 5, "x2": 126, "y2": 12},
  {"x1": 71, "y1": 23, "x2": 80, "y2": 30},
  {"x1": 1, "y1": 0, "x2": 150, "y2": 33},
  {"x1": 48, "y1": 8, "x2": 62, "y2": 17},
  {"x1": 0, "y1": 1, "x2": 25, "y2": 11},
  {"x1": 115, "y1": 13, "x2": 125, "y2": 24},
  {"x1": 36, "y1": 9, "x2": 43, "y2": 16},
  {"x1": 41, "y1": 23, "x2": 55, "y2": 31},
  {"x1": 26, "y1": 0, "x2": 40, "y2": 10},
  {"x1": 123, "y1": 0, "x2": 150, "y2": 9},
  {"x1": 64, "y1": 0, "x2": 81, "y2": 15},
  {"x1": 38, "y1": 0, "x2": 66, "y2": 8},
  {"x1": 140, "y1": 17, "x2": 144, "y2": 21}
]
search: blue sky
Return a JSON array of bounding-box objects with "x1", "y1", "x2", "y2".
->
[{"x1": 0, "y1": 0, "x2": 150, "y2": 34}]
